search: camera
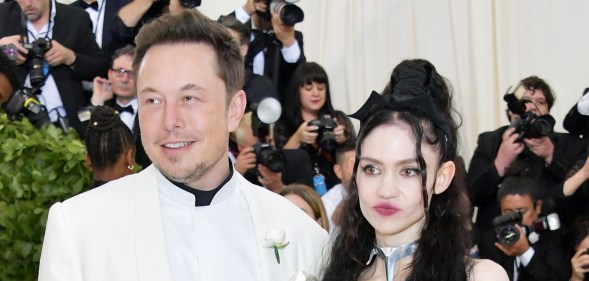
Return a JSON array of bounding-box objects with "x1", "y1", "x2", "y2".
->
[
  {"x1": 504, "y1": 91, "x2": 555, "y2": 142},
  {"x1": 308, "y1": 114, "x2": 337, "y2": 152},
  {"x1": 251, "y1": 98, "x2": 285, "y2": 172},
  {"x1": 493, "y1": 211, "x2": 561, "y2": 246},
  {"x1": 156, "y1": 0, "x2": 201, "y2": 8},
  {"x1": 22, "y1": 38, "x2": 52, "y2": 87},
  {"x1": 256, "y1": 0, "x2": 304, "y2": 27},
  {"x1": 3, "y1": 87, "x2": 50, "y2": 128}
]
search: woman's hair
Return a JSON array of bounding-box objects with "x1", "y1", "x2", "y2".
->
[
  {"x1": 566, "y1": 216, "x2": 589, "y2": 251},
  {"x1": 280, "y1": 62, "x2": 336, "y2": 135},
  {"x1": 279, "y1": 184, "x2": 330, "y2": 231},
  {"x1": 84, "y1": 106, "x2": 135, "y2": 171},
  {"x1": 322, "y1": 59, "x2": 472, "y2": 281}
]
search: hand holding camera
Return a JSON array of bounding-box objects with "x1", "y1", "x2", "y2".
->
[
  {"x1": 235, "y1": 146, "x2": 257, "y2": 175},
  {"x1": 495, "y1": 127, "x2": 525, "y2": 176},
  {"x1": 523, "y1": 136, "x2": 555, "y2": 164},
  {"x1": 44, "y1": 39, "x2": 75, "y2": 67},
  {"x1": 494, "y1": 223, "x2": 530, "y2": 257},
  {"x1": 0, "y1": 35, "x2": 28, "y2": 65},
  {"x1": 570, "y1": 248, "x2": 589, "y2": 281},
  {"x1": 270, "y1": 10, "x2": 296, "y2": 48}
]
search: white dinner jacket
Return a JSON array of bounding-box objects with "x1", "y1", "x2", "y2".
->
[{"x1": 38, "y1": 165, "x2": 328, "y2": 281}]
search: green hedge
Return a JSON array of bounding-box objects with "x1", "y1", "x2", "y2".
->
[{"x1": 0, "y1": 113, "x2": 92, "y2": 280}]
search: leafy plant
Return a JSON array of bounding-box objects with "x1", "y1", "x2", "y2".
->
[{"x1": 0, "y1": 113, "x2": 91, "y2": 280}]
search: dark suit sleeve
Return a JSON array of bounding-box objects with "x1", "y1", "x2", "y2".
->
[
  {"x1": 546, "y1": 134, "x2": 587, "y2": 183},
  {"x1": 563, "y1": 88, "x2": 589, "y2": 136},
  {"x1": 468, "y1": 132, "x2": 503, "y2": 206},
  {"x1": 67, "y1": 7, "x2": 109, "y2": 80},
  {"x1": 520, "y1": 231, "x2": 570, "y2": 281},
  {"x1": 281, "y1": 149, "x2": 313, "y2": 187},
  {"x1": 275, "y1": 31, "x2": 305, "y2": 101}
]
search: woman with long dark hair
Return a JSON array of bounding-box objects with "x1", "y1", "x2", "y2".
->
[
  {"x1": 274, "y1": 62, "x2": 355, "y2": 190},
  {"x1": 321, "y1": 59, "x2": 507, "y2": 281}
]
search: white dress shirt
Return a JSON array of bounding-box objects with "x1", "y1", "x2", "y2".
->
[
  {"x1": 115, "y1": 98, "x2": 137, "y2": 130},
  {"x1": 157, "y1": 168, "x2": 262, "y2": 281},
  {"x1": 83, "y1": 0, "x2": 106, "y2": 48}
]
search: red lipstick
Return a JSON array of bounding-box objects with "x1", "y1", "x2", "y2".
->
[{"x1": 373, "y1": 203, "x2": 400, "y2": 216}]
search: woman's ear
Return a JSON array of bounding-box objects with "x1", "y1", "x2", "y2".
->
[{"x1": 434, "y1": 161, "x2": 455, "y2": 194}]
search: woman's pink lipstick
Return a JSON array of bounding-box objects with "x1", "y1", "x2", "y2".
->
[{"x1": 373, "y1": 203, "x2": 400, "y2": 216}]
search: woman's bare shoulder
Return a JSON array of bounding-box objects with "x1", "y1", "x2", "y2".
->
[{"x1": 469, "y1": 258, "x2": 509, "y2": 281}]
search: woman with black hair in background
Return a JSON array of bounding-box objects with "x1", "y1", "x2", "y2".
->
[
  {"x1": 568, "y1": 216, "x2": 589, "y2": 281},
  {"x1": 321, "y1": 59, "x2": 507, "y2": 281},
  {"x1": 274, "y1": 62, "x2": 355, "y2": 191},
  {"x1": 84, "y1": 106, "x2": 136, "y2": 187}
]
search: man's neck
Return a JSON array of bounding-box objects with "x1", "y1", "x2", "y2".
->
[{"x1": 117, "y1": 96, "x2": 136, "y2": 106}]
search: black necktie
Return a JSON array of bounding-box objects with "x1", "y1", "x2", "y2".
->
[
  {"x1": 115, "y1": 104, "x2": 134, "y2": 115},
  {"x1": 80, "y1": 1, "x2": 98, "y2": 11}
]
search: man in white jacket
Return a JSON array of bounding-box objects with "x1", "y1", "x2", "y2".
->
[{"x1": 38, "y1": 9, "x2": 328, "y2": 281}]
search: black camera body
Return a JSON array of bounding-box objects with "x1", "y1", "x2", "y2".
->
[
  {"x1": 253, "y1": 141, "x2": 285, "y2": 172},
  {"x1": 22, "y1": 38, "x2": 52, "y2": 87},
  {"x1": 504, "y1": 93, "x2": 555, "y2": 142},
  {"x1": 308, "y1": 114, "x2": 337, "y2": 152},
  {"x1": 256, "y1": 0, "x2": 304, "y2": 27},
  {"x1": 250, "y1": 99, "x2": 285, "y2": 172},
  {"x1": 4, "y1": 87, "x2": 50, "y2": 128},
  {"x1": 493, "y1": 211, "x2": 561, "y2": 246}
]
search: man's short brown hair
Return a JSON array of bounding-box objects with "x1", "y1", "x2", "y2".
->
[{"x1": 133, "y1": 10, "x2": 244, "y2": 101}]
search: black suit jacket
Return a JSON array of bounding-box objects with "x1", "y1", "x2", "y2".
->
[
  {"x1": 563, "y1": 88, "x2": 589, "y2": 137},
  {"x1": 0, "y1": 1, "x2": 109, "y2": 136},
  {"x1": 69, "y1": 0, "x2": 131, "y2": 59},
  {"x1": 226, "y1": 11, "x2": 305, "y2": 104},
  {"x1": 479, "y1": 228, "x2": 570, "y2": 281},
  {"x1": 468, "y1": 126, "x2": 587, "y2": 233}
]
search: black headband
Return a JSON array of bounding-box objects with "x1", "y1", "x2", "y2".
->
[{"x1": 349, "y1": 91, "x2": 452, "y2": 146}]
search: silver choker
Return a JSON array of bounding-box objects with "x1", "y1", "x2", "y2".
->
[{"x1": 365, "y1": 241, "x2": 418, "y2": 281}]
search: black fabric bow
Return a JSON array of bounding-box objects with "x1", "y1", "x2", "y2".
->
[
  {"x1": 350, "y1": 91, "x2": 452, "y2": 145},
  {"x1": 115, "y1": 104, "x2": 134, "y2": 115},
  {"x1": 80, "y1": 1, "x2": 98, "y2": 11}
]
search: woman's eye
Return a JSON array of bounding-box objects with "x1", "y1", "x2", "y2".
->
[
  {"x1": 361, "y1": 165, "x2": 381, "y2": 175},
  {"x1": 400, "y1": 168, "x2": 419, "y2": 177}
]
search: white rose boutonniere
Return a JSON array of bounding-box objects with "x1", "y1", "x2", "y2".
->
[{"x1": 265, "y1": 229, "x2": 290, "y2": 264}]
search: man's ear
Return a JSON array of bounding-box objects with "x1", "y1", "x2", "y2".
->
[
  {"x1": 333, "y1": 164, "x2": 343, "y2": 181},
  {"x1": 434, "y1": 161, "x2": 455, "y2": 194},
  {"x1": 347, "y1": 157, "x2": 356, "y2": 177},
  {"x1": 534, "y1": 199, "x2": 543, "y2": 214},
  {"x1": 227, "y1": 90, "x2": 246, "y2": 132}
]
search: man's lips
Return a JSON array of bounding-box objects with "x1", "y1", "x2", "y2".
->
[
  {"x1": 161, "y1": 141, "x2": 193, "y2": 149},
  {"x1": 373, "y1": 203, "x2": 400, "y2": 216}
]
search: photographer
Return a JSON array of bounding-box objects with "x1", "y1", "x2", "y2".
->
[
  {"x1": 229, "y1": 0, "x2": 305, "y2": 102},
  {"x1": 231, "y1": 111, "x2": 313, "y2": 192},
  {"x1": 468, "y1": 76, "x2": 587, "y2": 239},
  {"x1": 479, "y1": 166, "x2": 569, "y2": 281},
  {"x1": 567, "y1": 216, "x2": 589, "y2": 281},
  {"x1": 0, "y1": 0, "x2": 109, "y2": 136},
  {"x1": 110, "y1": 0, "x2": 196, "y2": 49},
  {"x1": 273, "y1": 62, "x2": 354, "y2": 191}
]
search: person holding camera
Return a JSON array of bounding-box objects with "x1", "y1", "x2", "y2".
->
[
  {"x1": 110, "y1": 0, "x2": 197, "y2": 50},
  {"x1": 468, "y1": 76, "x2": 588, "y2": 241},
  {"x1": 229, "y1": 0, "x2": 305, "y2": 102},
  {"x1": 0, "y1": 0, "x2": 109, "y2": 137},
  {"x1": 231, "y1": 111, "x2": 314, "y2": 192},
  {"x1": 273, "y1": 62, "x2": 354, "y2": 192},
  {"x1": 567, "y1": 216, "x2": 589, "y2": 281},
  {"x1": 478, "y1": 166, "x2": 569, "y2": 281}
]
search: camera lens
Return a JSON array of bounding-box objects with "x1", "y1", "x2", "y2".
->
[
  {"x1": 260, "y1": 149, "x2": 285, "y2": 172},
  {"x1": 497, "y1": 225, "x2": 520, "y2": 246}
]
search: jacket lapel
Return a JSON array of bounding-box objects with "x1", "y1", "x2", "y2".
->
[
  {"x1": 239, "y1": 176, "x2": 289, "y2": 281},
  {"x1": 133, "y1": 165, "x2": 174, "y2": 281}
]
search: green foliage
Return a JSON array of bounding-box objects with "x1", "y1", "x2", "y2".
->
[{"x1": 0, "y1": 113, "x2": 91, "y2": 281}]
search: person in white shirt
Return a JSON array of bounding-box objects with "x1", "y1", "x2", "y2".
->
[
  {"x1": 38, "y1": 9, "x2": 328, "y2": 281},
  {"x1": 322, "y1": 139, "x2": 355, "y2": 234}
]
